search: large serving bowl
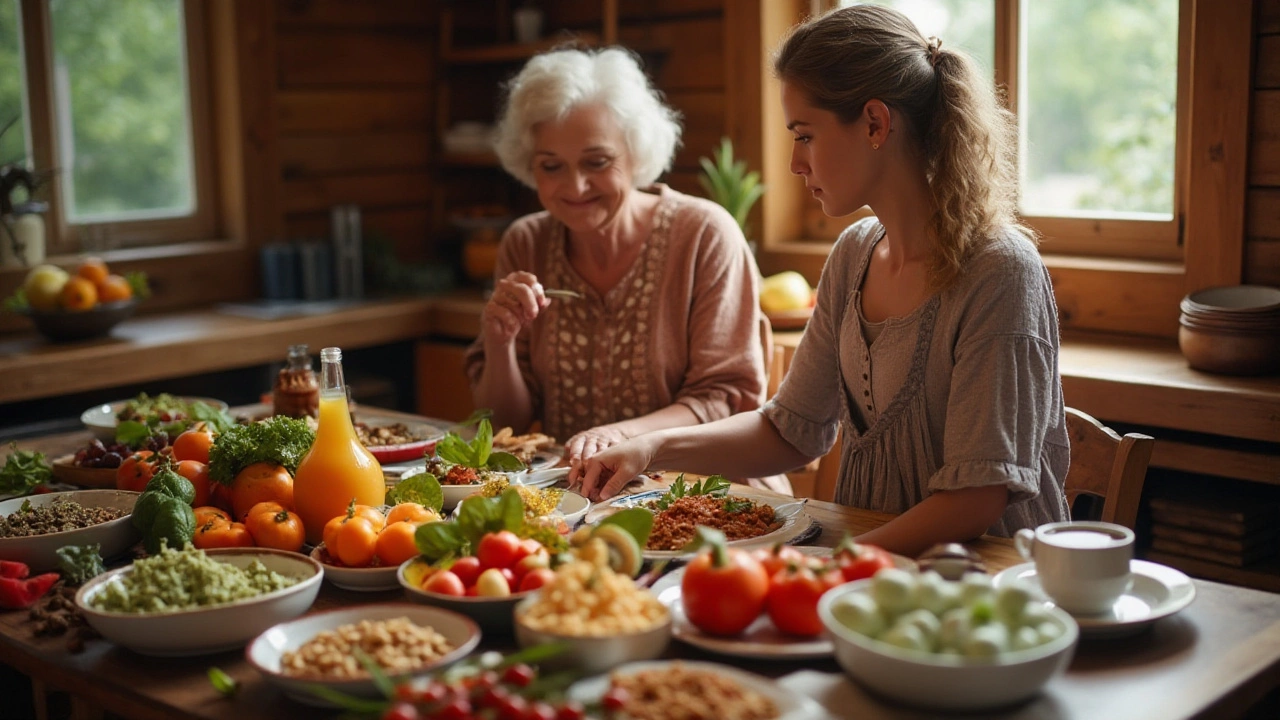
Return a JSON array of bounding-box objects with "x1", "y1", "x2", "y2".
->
[
  {"x1": 398, "y1": 558, "x2": 532, "y2": 634},
  {"x1": 21, "y1": 299, "x2": 137, "y2": 343},
  {"x1": 246, "y1": 603, "x2": 481, "y2": 706},
  {"x1": 818, "y1": 581, "x2": 1078, "y2": 711},
  {"x1": 81, "y1": 396, "x2": 230, "y2": 442},
  {"x1": 512, "y1": 590, "x2": 671, "y2": 674},
  {"x1": 0, "y1": 489, "x2": 140, "y2": 572},
  {"x1": 76, "y1": 547, "x2": 323, "y2": 656}
]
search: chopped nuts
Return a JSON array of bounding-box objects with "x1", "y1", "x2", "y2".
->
[{"x1": 281, "y1": 617, "x2": 455, "y2": 679}]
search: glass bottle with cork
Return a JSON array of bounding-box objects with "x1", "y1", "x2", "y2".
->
[
  {"x1": 272, "y1": 344, "x2": 319, "y2": 418},
  {"x1": 292, "y1": 347, "x2": 385, "y2": 544}
]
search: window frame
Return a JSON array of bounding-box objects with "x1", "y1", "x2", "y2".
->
[
  {"x1": 17, "y1": 0, "x2": 219, "y2": 254},
  {"x1": 745, "y1": 0, "x2": 1249, "y2": 339}
]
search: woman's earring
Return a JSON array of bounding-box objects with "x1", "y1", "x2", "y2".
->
[{"x1": 872, "y1": 143, "x2": 880, "y2": 150}]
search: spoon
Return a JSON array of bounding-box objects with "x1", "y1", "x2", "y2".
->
[{"x1": 543, "y1": 288, "x2": 584, "y2": 300}]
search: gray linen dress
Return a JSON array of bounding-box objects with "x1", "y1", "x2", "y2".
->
[{"x1": 763, "y1": 218, "x2": 1070, "y2": 536}]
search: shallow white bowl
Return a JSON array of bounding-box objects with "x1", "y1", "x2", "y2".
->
[
  {"x1": 0, "y1": 490, "x2": 141, "y2": 572},
  {"x1": 403, "y1": 466, "x2": 530, "y2": 511},
  {"x1": 81, "y1": 396, "x2": 230, "y2": 442},
  {"x1": 246, "y1": 602, "x2": 481, "y2": 706},
  {"x1": 398, "y1": 558, "x2": 533, "y2": 634},
  {"x1": 309, "y1": 545, "x2": 402, "y2": 592},
  {"x1": 512, "y1": 590, "x2": 671, "y2": 674},
  {"x1": 76, "y1": 547, "x2": 323, "y2": 656},
  {"x1": 819, "y1": 580, "x2": 1078, "y2": 711}
]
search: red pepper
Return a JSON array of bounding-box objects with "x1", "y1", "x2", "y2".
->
[
  {"x1": 0, "y1": 560, "x2": 30, "y2": 579},
  {"x1": 0, "y1": 572, "x2": 60, "y2": 609}
]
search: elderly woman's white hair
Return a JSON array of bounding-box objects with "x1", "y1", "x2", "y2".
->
[{"x1": 493, "y1": 47, "x2": 682, "y2": 189}]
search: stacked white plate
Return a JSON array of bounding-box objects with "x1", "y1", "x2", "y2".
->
[{"x1": 1178, "y1": 285, "x2": 1280, "y2": 376}]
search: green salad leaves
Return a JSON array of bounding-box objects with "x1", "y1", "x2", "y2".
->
[{"x1": 434, "y1": 418, "x2": 525, "y2": 472}]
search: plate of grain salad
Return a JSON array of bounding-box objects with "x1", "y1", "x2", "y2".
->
[
  {"x1": 75, "y1": 545, "x2": 323, "y2": 656},
  {"x1": 246, "y1": 603, "x2": 481, "y2": 706},
  {"x1": 568, "y1": 660, "x2": 826, "y2": 720},
  {"x1": 0, "y1": 489, "x2": 140, "y2": 572}
]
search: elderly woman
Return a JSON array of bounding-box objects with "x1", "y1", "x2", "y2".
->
[{"x1": 466, "y1": 47, "x2": 784, "y2": 492}]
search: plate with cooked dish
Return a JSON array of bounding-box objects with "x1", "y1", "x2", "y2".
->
[
  {"x1": 81, "y1": 394, "x2": 229, "y2": 442},
  {"x1": 568, "y1": 660, "x2": 825, "y2": 720},
  {"x1": 0, "y1": 489, "x2": 140, "y2": 572},
  {"x1": 609, "y1": 477, "x2": 815, "y2": 561},
  {"x1": 354, "y1": 415, "x2": 447, "y2": 464}
]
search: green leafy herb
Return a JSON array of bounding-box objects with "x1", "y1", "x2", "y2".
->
[
  {"x1": 652, "y1": 473, "x2": 730, "y2": 511},
  {"x1": 597, "y1": 507, "x2": 654, "y2": 549},
  {"x1": 189, "y1": 401, "x2": 236, "y2": 434},
  {"x1": 723, "y1": 497, "x2": 754, "y2": 514},
  {"x1": 207, "y1": 416, "x2": 315, "y2": 485},
  {"x1": 2, "y1": 289, "x2": 28, "y2": 312},
  {"x1": 0, "y1": 444, "x2": 52, "y2": 497},
  {"x1": 125, "y1": 271, "x2": 151, "y2": 300},
  {"x1": 434, "y1": 417, "x2": 523, "y2": 472},
  {"x1": 413, "y1": 488, "x2": 526, "y2": 562},
  {"x1": 385, "y1": 472, "x2": 444, "y2": 512},
  {"x1": 207, "y1": 667, "x2": 239, "y2": 697},
  {"x1": 55, "y1": 544, "x2": 105, "y2": 585},
  {"x1": 114, "y1": 420, "x2": 151, "y2": 448}
]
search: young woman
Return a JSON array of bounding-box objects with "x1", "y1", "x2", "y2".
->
[{"x1": 578, "y1": 5, "x2": 1069, "y2": 556}]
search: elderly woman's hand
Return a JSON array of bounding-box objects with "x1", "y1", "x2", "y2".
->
[
  {"x1": 482, "y1": 271, "x2": 549, "y2": 347},
  {"x1": 564, "y1": 424, "x2": 630, "y2": 482},
  {"x1": 572, "y1": 434, "x2": 657, "y2": 502}
]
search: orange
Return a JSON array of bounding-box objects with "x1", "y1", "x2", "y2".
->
[
  {"x1": 59, "y1": 277, "x2": 98, "y2": 311},
  {"x1": 97, "y1": 274, "x2": 133, "y2": 302},
  {"x1": 375, "y1": 521, "x2": 421, "y2": 567},
  {"x1": 76, "y1": 257, "x2": 110, "y2": 285},
  {"x1": 230, "y1": 461, "x2": 294, "y2": 520}
]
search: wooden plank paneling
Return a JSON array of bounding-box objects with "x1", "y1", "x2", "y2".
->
[
  {"x1": 1047, "y1": 261, "x2": 1185, "y2": 337},
  {"x1": 1246, "y1": 188, "x2": 1280, "y2": 238},
  {"x1": 1245, "y1": 239, "x2": 1280, "y2": 286},
  {"x1": 277, "y1": 32, "x2": 433, "y2": 87},
  {"x1": 1260, "y1": 0, "x2": 1280, "y2": 35},
  {"x1": 552, "y1": 0, "x2": 722, "y2": 25},
  {"x1": 1257, "y1": 34, "x2": 1280, "y2": 89},
  {"x1": 666, "y1": 91, "x2": 725, "y2": 170},
  {"x1": 284, "y1": 207, "x2": 433, "y2": 260},
  {"x1": 282, "y1": 171, "x2": 434, "y2": 213},
  {"x1": 1248, "y1": 91, "x2": 1280, "y2": 186},
  {"x1": 280, "y1": 133, "x2": 432, "y2": 177},
  {"x1": 661, "y1": 169, "x2": 703, "y2": 198},
  {"x1": 619, "y1": 18, "x2": 724, "y2": 91},
  {"x1": 276, "y1": 0, "x2": 434, "y2": 28},
  {"x1": 277, "y1": 90, "x2": 431, "y2": 133}
]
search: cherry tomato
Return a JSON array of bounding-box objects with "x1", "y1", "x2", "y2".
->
[
  {"x1": 555, "y1": 701, "x2": 587, "y2": 720},
  {"x1": 244, "y1": 501, "x2": 306, "y2": 553},
  {"x1": 518, "y1": 567, "x2": 556, "y2": 593},
  {"x1": 382, "y1": 701, "x2": 419, "y2": 720},
  {"x1": 502, "y1": 663, "x2": 536, "y2": 687},
  {"x1": 171, "y1": 428, "x2": 214, "y2": 464},
  {"x1": 601, "y1": 687, "x2": 630, "y2": 712},
  {"x1": 476, "y1": 530, "x2": 522, "y2": 570},
  {"x1": 525, "y1": 702, "x2": 557, "y2": 720},
  {"x1": 449, "y1": 556, "x2": 482, "y2": 587},
  {"x1": 751, "y1": 543, "x2": 807, "y2": 579},
  {"x1": 681, "y1": 544, "x2": 770, "y2": 636},
  {"x1": 175, "y1": 460, "x2": 211, "y2": 507},
  {"x1": 835, "y1": 540, "x2": 895, "y2": 582},
  {"x1": 766, "y1": 563, "x2": 843, "y2": 637},
  {"x1": 116, "y1": 450, "x2": 158, "y2": 493},
  {"x1": 513, "y1": 552, "x2": 550, "y2": 583},
  {"x1": 475, "y1": 567, "x2": 511, "y2": 597},
  {"x1": 422, "y1": 569, "x2": 466, "y2": 596},
  {"x1": 334, "y1": 517, "x2": 379, "y2": 567}
]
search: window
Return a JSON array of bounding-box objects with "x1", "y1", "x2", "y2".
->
[
  {"x1": 2, "y1": 0, "x2": 216, "y2": 253},
  {"x1": 822, "y1": 0, "x2": 1186, "y2": 260}
]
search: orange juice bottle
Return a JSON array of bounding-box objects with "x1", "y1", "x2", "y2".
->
[{"x1": 292, "y1": 347, "x2": 385, "y2": 544}]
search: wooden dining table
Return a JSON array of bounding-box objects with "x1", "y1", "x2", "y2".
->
[{"x1": 3, "y1": 410, "x2": 1280, "y2": 720}]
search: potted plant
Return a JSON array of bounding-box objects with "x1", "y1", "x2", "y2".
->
[{"x1": 698, "y1": 136, "x2": 766, "y2": 251}]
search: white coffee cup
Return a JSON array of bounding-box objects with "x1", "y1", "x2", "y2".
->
[{"x1": 1014, "y1": 521, "x2": 1134, "y2": 616}]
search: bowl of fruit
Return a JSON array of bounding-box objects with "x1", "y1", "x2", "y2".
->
[
  {"x1": 819, "y1": 569, "x2": 1078, "y2": 711},
  {"x1": 7, "y1": 259, "x2": 147, "y2": 342}
]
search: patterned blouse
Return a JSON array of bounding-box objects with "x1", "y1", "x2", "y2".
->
[
  {"x1": 465, "y1": 184, "x2": 769, "y2": 444},
  {"x1": 763, "y1": 218, "x2": 1070, "y2": 535}
]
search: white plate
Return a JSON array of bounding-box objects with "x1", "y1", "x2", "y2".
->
[
  {"x1": 398, "y1": 466, "x2": 564, "y2": 511},
  {"x1": 993, "y1": 559, "x2": 1196, "y2": 638},
  {"x1": 309, "y1": 546, "x2": 402, "y2": 592},
  {"x1": 246, "y1": 602, "x2": 480, "y2": 706},
  {"x1": 381, "y1": 448, "x2": 564, "y2": 481},
  {"x1": 652, "y1": 546, "x2": 915, "y2": 660},
  {"x1": 446, "y1": 488, "x2": 591, "y2": 528},
  {"x1": 568, "y1": 660, "x2": 826, "y2": 720},
  {"x1": 80, "y1": 396, "x2": 230, "y2": 441},
  {"x1": 610, "y1": 491, "x2": 815, "y2": 561}
]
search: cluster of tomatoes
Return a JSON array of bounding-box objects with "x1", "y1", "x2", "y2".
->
[
  {"x1": 321, "y1": 502, "x2": 439, "y2": 568},
  {"x1": 418, "y1": 530, "x2": 555, "y2": 598},
  {"x1": 380, "y1": 661, "x2": 620, "y2": 720},
  {"x1": 192, "y1": 502, "x2": 305, "y2": 552},
  {"x1": 117, "y1": 426, "x2": 215, "y2": 501},
  {"x1": 682, "y1": 539, "x2": 895, "y2": 638}
]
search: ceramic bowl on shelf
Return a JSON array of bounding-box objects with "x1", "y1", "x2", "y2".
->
[
  {"x1": 21, "y1": 300, "x2": 137, "y2": 342},
  {"x1": 1177, "y1": 285, "x2": 1280, "y2": 376},
  {"x1": 0, "y1": 489, "x2": 140, "y2": 572}
]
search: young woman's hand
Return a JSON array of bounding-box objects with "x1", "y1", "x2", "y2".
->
[
  {"x1": 564, "y1": 424, "x2": 630, "y2": 481},
  {"x1": 481, "y1": 271, "x2": 548, "y2": 347},
  {"x1": 573, "y1": 434, "x2": 658, "y2": 502}
]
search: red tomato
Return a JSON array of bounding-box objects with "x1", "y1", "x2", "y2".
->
[
  {"x1": 751, "y1": 543, "x2": 807, "y2": 579},
  {"x1": 450, "y1": 556, "x2": 482, "y2": 587},
  {"x1": 116, "y1": 450, "x2": 158, "y2": 493},
  {"x1": 835, "y1": 541, "x2": 895, "y2": 582},
  {"x1": 518, "y1": 568, "x2": 556, "y2": 593},
  {"x1": 766, "y1": 564, "x2": 843, "y2": 637},
  {"x1": 681, "y1": 546, "x2": 770, "y2": 636},
  {"x1": 476, "y1": 530, "x2": 522, "y2": 570},
  {"x1": 175, "y1": 460, "x2": 211, "y2": 507},
  {"x1": 513, "y1": 553, "x2": 550, "y2": 583},
  {"x1": 422, "y1": 569, "x2": 466, "y2": 596}
]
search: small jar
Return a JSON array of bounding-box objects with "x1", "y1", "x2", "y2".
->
[{"x1": 272, "y1": 344, "x2": 319, "y2": 418}]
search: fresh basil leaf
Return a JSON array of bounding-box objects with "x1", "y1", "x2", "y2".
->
[
  {"x1": 414, "y1": 520, "x2": 466, "y2": 561},
  {"x1": 55, "y1": 543, "x2": 105, "y2": 584},
  {"x1": 455, "y1": 495, "x2": 499, "y2": 547},
  {"x1": 496, "y1": 488, "x2": 525, "y2": 532},
  {"x1": 485, "y1": 451, "x2": 526, "y2": 472},
  {"x1": 190, "y1": 402, "x2": 236, "y2": 434},
  {"x1": 434, "y1": 433, "x2": 474, "y2": 467},
  {"x1": 386, "y1": 472, "x2": 444, "y2": 513},
  {"x1": 696, "y1": 475, "x2": 731, "y2": 498},
  {"x1": 598, "y1": 507, "x2": 654, "y2": 549},
  {"x1": 723, "y1": 497, "x2": 753, "y2": 514},
  {"x1": 114, "y1": 420, "x2": 151, "y2": 448},
  {"x1": 208, "y1": 667, "x2": 239, "y2": 697},
  {"x1": 473, "y1": 419, "x2": 493, "y2": 468}
]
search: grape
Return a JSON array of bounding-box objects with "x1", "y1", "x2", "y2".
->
[{"x1": 100, "y1": 452, "x2": 123, "y2": 468}]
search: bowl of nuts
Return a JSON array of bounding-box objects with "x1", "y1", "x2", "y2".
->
[{"x1": 246, "y1": 603, "x2": 480, "y2": 706}]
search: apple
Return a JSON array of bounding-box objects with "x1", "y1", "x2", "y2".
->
[
  {"x1": 22, "y1": 264, "x2": 70, "y2": 311},
  {"x1": 760, "y1": 271, "x2": 812, "y2": 314}
]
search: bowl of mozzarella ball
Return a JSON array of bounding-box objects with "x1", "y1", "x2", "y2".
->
[{"x1": 818, "y1": 569, "x2": 1078, "y2": 711}]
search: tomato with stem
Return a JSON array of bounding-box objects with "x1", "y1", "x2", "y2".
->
[{"x1": 680, "y1": 527, "x2": 770, "y2": 636}]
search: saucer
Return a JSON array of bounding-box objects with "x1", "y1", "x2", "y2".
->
[{"x1": 993, "y1": 559, "x2": 1196, "y2": 638}]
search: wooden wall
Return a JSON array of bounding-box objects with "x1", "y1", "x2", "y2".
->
[{"x1": 1248, "y1": 0, "x2": 1280, "y2": 288}]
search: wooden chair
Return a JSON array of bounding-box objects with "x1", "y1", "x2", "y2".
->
[
  {"x1": 1064, "y1": 406, "x2": 1154, "y2": 530},
  {"x1": 808, "y1": 408, "x2": 1155, "y2": 524}
]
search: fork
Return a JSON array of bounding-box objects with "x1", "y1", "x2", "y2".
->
[{"x1": 543, "y1": 288, "x2": 584, "y2": 300}]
